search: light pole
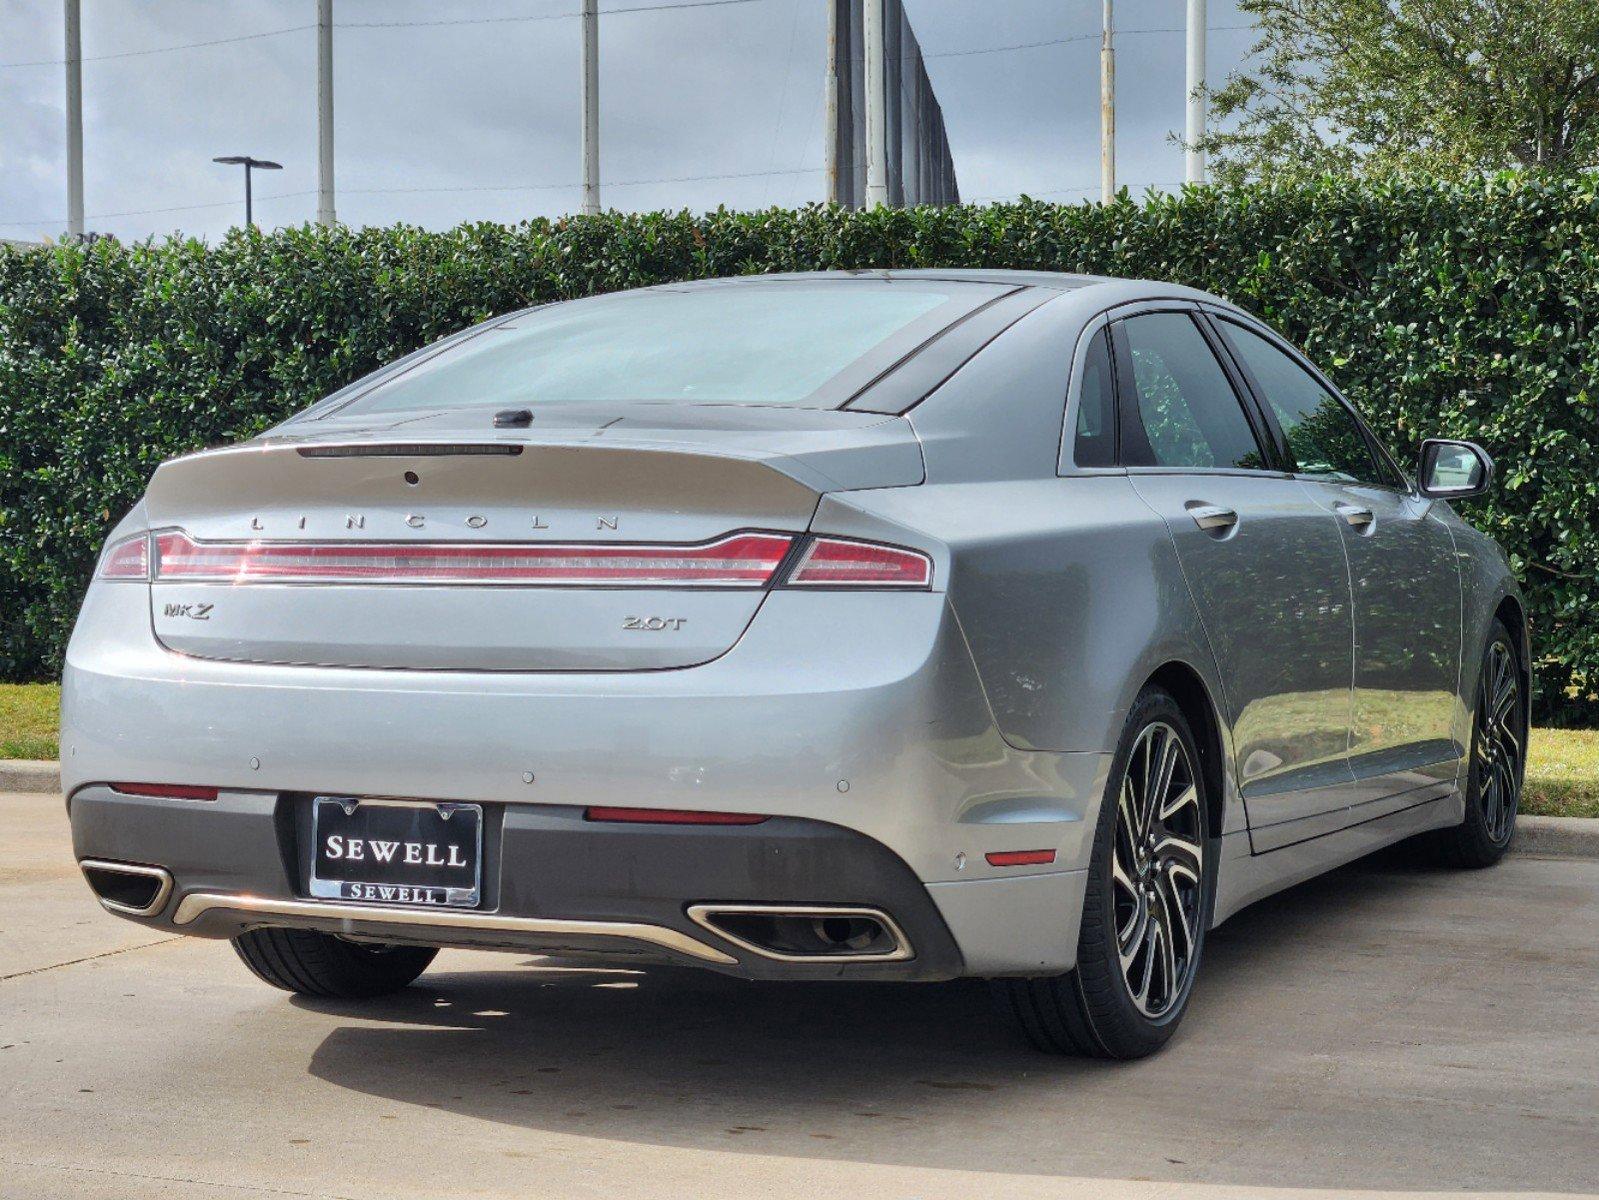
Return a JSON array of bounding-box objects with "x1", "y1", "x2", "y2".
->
[
  {"x1": 1186, "y1": 0, "x2": 1207, "y2": 184},
  {"x1": 863, "y1": 0, "x2": 888, "y2": 207},
  {"x1": 581, "y1": 0, "x2": 600, "y2": 214},
  {"x1": 64, "y1": 0, "x2": 84, "y2": 239},
  {"x1": 1101, "y1": 0, "x2": 1116, "y2": 204},
  {"x1": 212, "y1": 155, "x2": 283, "y2": 229},
  {"x1": 317, "y1": 0, "x2": 336, "y2": 226}
]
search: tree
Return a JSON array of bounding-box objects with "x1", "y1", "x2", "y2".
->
[{"x1": 1197, "y1": 0, "x2": 1599, "y2": 184}]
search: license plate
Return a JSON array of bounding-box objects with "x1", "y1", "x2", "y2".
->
[{"x1": 310, "y1": 797, "x2": 482, "y2": 908}]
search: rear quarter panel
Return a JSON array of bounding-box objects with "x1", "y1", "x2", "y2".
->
[{"x1": 818, "y1": 293, "x2": 1238, "y2": 828}]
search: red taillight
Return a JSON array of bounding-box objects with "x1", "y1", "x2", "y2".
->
[
  {"x1": 784, "y1": 536, "x2": 931, "y2": 588},
  {"x1": 584, "y1": 807, "x2": 769, "y2": 826},
  {"x1": 111, "y1": 783, "x2": 219, "y2": 801},
  {"x1": 985, "y1": 849, "x2": 1057, "y2": 867},
  {"x1": 152, "y1": 531, "x2": 794, "y2": 587},
  {"x1": 100, "y1": 534, "x2": 150, "y2": 580}
]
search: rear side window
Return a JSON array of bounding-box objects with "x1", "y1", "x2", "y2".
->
[
  {"x1": 1216, "y1": 321, "x2": 1391, "y2": 486},
  {"x1": 1117, "y1": 312, "x2": 1267, "y2": 471},
  {"x1": 1073, "y1": 329, "x2": 1117, "y2": 467}
]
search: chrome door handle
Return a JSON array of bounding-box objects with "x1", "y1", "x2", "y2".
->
[
  {"x1": 1336, "y1": 504, "x2": 1375, "y2": 528},
  {"x1": 1188, "y1": 504, "x2": 1238, "y2": 532}
]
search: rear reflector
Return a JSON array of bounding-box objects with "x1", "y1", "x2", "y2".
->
[
  {"x1": 100, "y1": 534, "x2": 150, "y2": 580},
  {"x1": 584, "y1": 807, "x2": 769, "y2": 826},
  {"x1": 785, "y1": 536, "x2": 932, "y2": 588},
  {"x1": 111, "y1": 783, "x2": 220, "y2": 801},
  {"x1": 153, "y1": 530, "x2": 795, "y2": 587},
  {"x1": 985, "y1": 849, "x2": 1057, "y2": 867}
]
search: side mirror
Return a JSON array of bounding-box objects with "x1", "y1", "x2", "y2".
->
[{"x1": 1418, "y1": 438, "x2": 1494, "y2": 500}]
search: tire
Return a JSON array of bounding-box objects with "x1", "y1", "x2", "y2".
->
[
  {"x1": 1416, "y1": 618, "x2": 1526, "y2": 869},
  {"x1": 232, "y1": 928, "x2": 437, "y2": 999},
  {"x1": 997, "y1": 687, "x2": 1213, "y2": 1059}
]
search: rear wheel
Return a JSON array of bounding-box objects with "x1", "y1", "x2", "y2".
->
[
  {"x1": 997, "y1": 687, "x2": 1211, "y2": 1058},
  {"x1": 232, "y1": 928, "x2": 437, "y2": 998},
  {"x1": 1421, "y1": 620, "x2": 1525, "y2": 868}
]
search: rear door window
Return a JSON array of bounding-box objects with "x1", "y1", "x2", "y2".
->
[{"x1": 1115, "y1": 312, "x2": 1268, "y2": 471}]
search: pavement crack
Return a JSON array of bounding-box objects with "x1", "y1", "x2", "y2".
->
[
  {"x1": 0, "y1": 935, "x2": 182, "y2": 982},
  {"x1": 2, "y1": 1157, "x2": 362, "y2": 1200}
]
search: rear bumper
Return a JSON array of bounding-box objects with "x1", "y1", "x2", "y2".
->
[
  {"x1": 71, "y1": 786, "x2": 974, "y2": 980},
  {"x1": 62, "y1": 584, "x2": 1106, "y2": 976}
]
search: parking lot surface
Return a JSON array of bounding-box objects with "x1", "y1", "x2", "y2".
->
[{"x1": 3, "y1": 790, "x2": 1596, "y2": 1200}]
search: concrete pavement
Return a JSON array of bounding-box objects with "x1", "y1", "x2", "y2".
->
[{"x1": 3, "y1": 789, "x2": 1596, "y2": 1199}]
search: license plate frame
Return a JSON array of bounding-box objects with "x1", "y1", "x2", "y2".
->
[{"x1": 309, "y1": 797, "x2": 482, "y2": 909}]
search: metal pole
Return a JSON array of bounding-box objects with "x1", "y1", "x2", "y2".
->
[
  {"x1": 244, "y1": 162, "x2": 254, "y2": 228},
  {"x1": 1185, "y1": 0, "x2": 1206, "y2": 184},
  {"x1": 885, "y1": 0, "x2": 903, "y2": 208},
  {"x1": 581, "y1": 0, "x2": 600, "y2": 214},
  {"x1": 825, "y1": 0, "x2": 844, "y2": 204},
  {"x1": 64, "y1": 0, "x2": 83, "y2": 239},
  {"x1": 316, "y1": 0, "x2": 336, "y2": 225},
  {"x1": 863, "y1": 0, "x2": 888, "y2": 207},
  {"x1": 1100, "y1": 0, "x2": 1116, "y2": 204},
  {"x1": 848, "y1": 0, "x2": 865, "y2": 205}
]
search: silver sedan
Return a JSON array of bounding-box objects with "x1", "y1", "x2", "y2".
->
[{"x1": 63, "y1": 271, "x2": 1526, "y2": 1058}]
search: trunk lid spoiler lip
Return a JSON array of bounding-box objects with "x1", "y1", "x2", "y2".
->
[{"x1": 162, "y1": 409, "x2": 925, "y2": 495}]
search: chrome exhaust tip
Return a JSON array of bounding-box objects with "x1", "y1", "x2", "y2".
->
[
  {"x1": 686, "y1": 903, "x2": 912, "y2": 963},
  {"x1": 79, "y1": 859, "x2": 174, "y2": 918}
]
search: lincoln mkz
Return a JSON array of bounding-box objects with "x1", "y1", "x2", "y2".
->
[{"x1": 63, "y1": 271, "x2": 1526, "y2": 1058}]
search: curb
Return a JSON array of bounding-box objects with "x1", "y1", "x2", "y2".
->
[
  {"x1": 1, "y1": 760, "x2": 1595, "y2": 858},
  {"x1": 0, "y1": 759, "x2": 58, "y2": 794},
  {"x1": 1512, "y1": 814, "x2": 1599, "y2": 859}
]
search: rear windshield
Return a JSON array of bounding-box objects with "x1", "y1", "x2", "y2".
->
[{"x1": 326, "y1": 282, "x2": 978, "y2": 416}]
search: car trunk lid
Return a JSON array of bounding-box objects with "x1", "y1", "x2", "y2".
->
[{"x1": 142, "y1": 405, "x2": 922, "y2": 671}]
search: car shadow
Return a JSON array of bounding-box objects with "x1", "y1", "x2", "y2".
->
[{"x1": 293, "y1": 854, "x2": 1582, "y2": 1191}]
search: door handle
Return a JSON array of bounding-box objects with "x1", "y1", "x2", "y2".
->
[
  {"x1": 1336, "y1": 503, "x2": 1375, "y2": 529},
  {"x1": 1187, "y1": 504, "x2": 1239, "y2": 532}
]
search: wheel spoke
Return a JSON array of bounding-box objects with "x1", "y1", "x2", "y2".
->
[
  {"x1": 1155, "y1": 867, "x2": 1193, "y2": 966},
  {"x1": 1136, "y1": 921, "x2": 1159, "y2": 1007},
  {"x1": 1119, "y1": 777, "x2": 1142, "y2": 848},
  {"x1": 1499, "y1": 722, "x2": 1522, "y2": 764},
  {"x1": 1159, "y1": 781, "x2": 1199, "y2": 823},
  {"x1": 1154, "y1": 831, "x2": 1204, "y2": 877},
  {"x1": 1112, "y1": 851, "x2": 1139, "y2": 905},
  {"x1": 1493, "y1": 671, "x2": 1516, "y2": 725},
  {"x1": 1150, "y1": 894, "x2": 1178, "y2": 1008},
  {"x1": 1146, "y1": 733, "x2": 1179, "y2": 833},
  {"x1": 1118, "y1": 892, "x2": 1149, "y2": 957}
]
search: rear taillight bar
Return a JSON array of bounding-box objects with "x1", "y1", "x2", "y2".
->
[
  {"x1": 152, "y1": 530, "x2": 796, "y2": 588},
  {"x1": 117, "y1": 530, "x2": 933, "y2": 589}
]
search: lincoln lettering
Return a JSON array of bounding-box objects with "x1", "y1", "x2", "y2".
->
[{"x1": 323, "y1": 835, "x2": 468, "y2": 869}]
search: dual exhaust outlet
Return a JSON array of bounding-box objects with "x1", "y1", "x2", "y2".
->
[
  {"x1": 686, "y1": 904, "x2": 912, "y2": 963},
  {"x1": 79, "y1": 859, "x2": 173, "y2": 918}
]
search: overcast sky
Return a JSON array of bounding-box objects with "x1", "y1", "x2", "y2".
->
[{"x1": 0, "y1": 0, "x2": 1255, "y2": 242}]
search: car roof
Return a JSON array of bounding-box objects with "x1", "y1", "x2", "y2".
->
[{"x1": 663, "y1": 269, "x2": 1227, "y2": 306}]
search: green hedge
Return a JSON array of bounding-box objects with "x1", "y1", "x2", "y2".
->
[{"x1": 2, "y1": 176, "x2": 1595, "y2": 723}]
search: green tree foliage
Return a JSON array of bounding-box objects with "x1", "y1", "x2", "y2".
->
[
  {"x1": 1, "y1": 180, "x2": 1595, "y2": 722},
  {"x1": 1200, "y1": 0, "x2": 1599, "y2": 184}
]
